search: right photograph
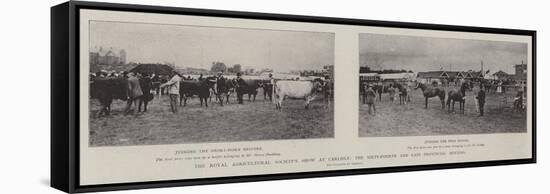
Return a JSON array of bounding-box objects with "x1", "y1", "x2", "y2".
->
[{"x1": 358, "y1": 33, "x2": 528, "y2": 137}]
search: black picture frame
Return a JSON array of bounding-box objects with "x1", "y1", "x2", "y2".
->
[{"x1": 51, "y1": 1, "x2": 536, "y2": 193}]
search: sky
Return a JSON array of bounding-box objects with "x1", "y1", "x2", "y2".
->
[
  {"x1": 89, "y1": 21, "x2": 334, "y2": 72},
  {"x1": 359, "y1": 33, "x2": 528, "y2": 74}
]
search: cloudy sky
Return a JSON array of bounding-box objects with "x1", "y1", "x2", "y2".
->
[
  {"x1": 89, "y1": 21, "x2": 334, "y2": 72},
  {"x1": 359, "y1": 33, "x2": 527, "y2": 74}
]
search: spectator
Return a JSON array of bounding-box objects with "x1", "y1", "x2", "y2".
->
[
  {"x1": 160, "y1": 71, "x2": 182, "y2": 113},
  {"x1": 476, "y1": 86, "x2": 486, "y2": 116},
  {"x1": 364, "y1": 84, "x2": 376, "y2": 115},
  {"x1": 124, "y1": 72, "x2": 143, "y2": 115}
]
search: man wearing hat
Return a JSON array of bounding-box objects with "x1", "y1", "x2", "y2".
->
[
  {"x1": 124, "y1": 72, "x2": 143, "y2": 115},
  {"x1": 160, "y1": 71, "x2": 182, "y2": 113},
  {"x1": 262, "y1": 73, "x2": 274, "y2": 103},
  {"x1": 476, "y1": 85, "x2": 486, "y2": 117},
  {"x1": 235, "y1": 72, "x2": 246, "y2": 104},
  {"x1": 364, "y1": 83, "x2": 377, "y2": 115},
  {"x1": 215, "y1": 71, "x2": 227, "y2": 106},
  {"x1": 323, "y1": 75, "x2": 333, "y2": 106}
]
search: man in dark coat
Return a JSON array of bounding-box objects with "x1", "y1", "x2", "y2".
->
[
  {"x1": 138, "y1": 73, "x2": 153, "y2": 112},
  {"x1": 124, "y1": 72, "x2": 143, "y2": 115},
  {"x1": 476, "y1": 86, "x2": 486, "y2": 116},
  {"x1": 376, "y1": 82, "x2": 384, "y2": 101},
  {"x1": 323, "y1": 75, "x2": 333, "y2": 105},
  {"x1": 235, "y1": 72, "x2": 246, "y2": 104},
  {"x1": 216, "y1": 72, "x2": 227, "y2": 106},
  {"x1": 364, "y1": 84, "x2": 377, "y2": 115},
  {"x1": 263, "y1": 73, "x2": 274, "y2": 102}
]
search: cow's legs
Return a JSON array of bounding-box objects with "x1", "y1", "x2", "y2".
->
[
  {"x1": 209, "y1": 89, "x2": 215, "y2": 103},
  {"x1": 425, "y1": 97, "x2": 428, "y2": 109},
  {"x1": 441, "y1": 96, "x2": 446, "y2": 109},
  {"x1": 184, "y1": 96, "x2": 188, "y2": 106},
  {"x1": 142, "y1": 99, "x2": 147, "y2": 112},
  {"x1": 218, "y1": 94, "x2": 224, "y2": 106},
  {"x1": 274, "y1": 94, "x2": 279, "y2": 109},
  {"x1": 276, "y1": 95, "x2": 283, "y2": 110},
  {"x1": 96, "y1": 102, "x2": 109, "y2": 118},
  {"x1": 449, "y1": 100, "x2": 453, "y2": 112},
  {"x1": 305, "y1": 96, "x2": 315, "y2": 109},
  {"x1": 226, "y1": 93, "x2": 230, "y2": 104}
]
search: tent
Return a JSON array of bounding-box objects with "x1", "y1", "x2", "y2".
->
[{"x1": 129, "y1": 64, "x2": 175, "y2": 76}]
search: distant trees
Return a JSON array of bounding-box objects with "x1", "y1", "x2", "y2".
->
[
  {"x1": 210, "y1": 62, "x2": 227, "y2": 73},
  {"x1": 359, "y1": 66, "x2": 371, "y2": 73},
  {"x1": 227, "y1": 64, "x2": 242, "y2": 74},
  {"x1": 243, "y1": 67, "x2": 255, "y2": 75}
]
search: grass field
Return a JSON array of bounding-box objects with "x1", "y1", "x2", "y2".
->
[
  {"x1": 89, "y1": 90, "x2": 334, "y2": 146},
  {"x1": 359, "y1": 87, "x2": 527, "y2": 137}
]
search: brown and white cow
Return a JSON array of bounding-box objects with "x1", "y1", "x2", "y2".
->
[{"x1": 273, "y1": 79, "x2": 324, "y2": 110}]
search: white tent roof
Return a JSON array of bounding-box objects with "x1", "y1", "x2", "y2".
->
[
  {"x1": 379, "y1": 73, "x2": 416, "y2": 80},
  {"x1": 359, "y1": 73, "x2": 379, "y2": 77}
]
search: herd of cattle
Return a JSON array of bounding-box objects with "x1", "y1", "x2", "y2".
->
[{"x1": 90, "y1": 74, "x2": 332, "y2": 117}]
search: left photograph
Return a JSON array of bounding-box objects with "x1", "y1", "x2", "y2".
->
[{"x1": 88, "y1": 21, "x2": 335, "y2": 146}]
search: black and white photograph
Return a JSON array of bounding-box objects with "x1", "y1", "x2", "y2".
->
[
  {"x1": 88, "y1": 21, "x2": 335, "y2": 146},
  {"x1": 359, "y1": 33, "x2": 529, "y2": 137}
]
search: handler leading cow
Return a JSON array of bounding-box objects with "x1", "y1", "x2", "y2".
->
[{"x1": 273, "y1": 78, "x2": 326, "y2": 110}]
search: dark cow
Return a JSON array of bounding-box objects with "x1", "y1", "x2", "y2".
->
[
  {"x1": 179, "y1": 77, "x2": 217, "y2": 107},
  {"x1": 238, "y1": 79, "x2": 262, "y2": 102},
  {"x1": 224, "y1": 79, "x2": 237, "y2": 104},
  {"x1": 90, "y1": 77, "x2": 128, "y2": 117},
  {"x1": 213, "y1": 76, "x2": 237, "y2": 106}
]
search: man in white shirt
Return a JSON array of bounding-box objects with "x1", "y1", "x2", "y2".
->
[{"x1": 160, "y1": 71, "x2": 182, "y2": 113}]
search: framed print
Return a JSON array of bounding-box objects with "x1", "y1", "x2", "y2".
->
[{"x1": 51, "y1": 1, "x2": 536, "y2": 193}]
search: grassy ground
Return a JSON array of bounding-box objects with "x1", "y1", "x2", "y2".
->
[
  {"x1": 359, "y1": 87, "x2": 527, "y2": 137},
  {"x1": 89, "y1": 90, "x2": 334, "y2": 146}
]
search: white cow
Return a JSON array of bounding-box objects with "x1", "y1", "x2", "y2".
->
[{"x1": 273, "y1": 80, "x2": 324, "y2": 110}]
